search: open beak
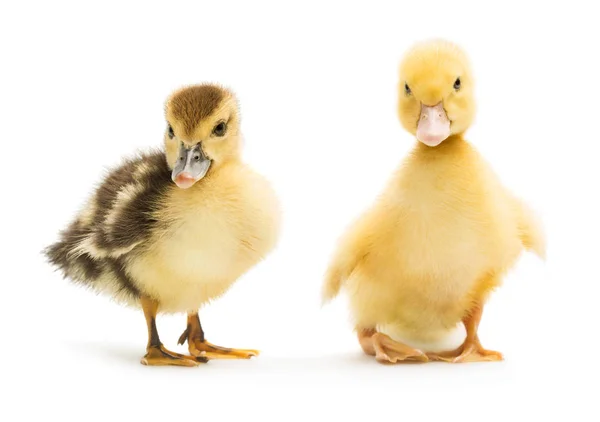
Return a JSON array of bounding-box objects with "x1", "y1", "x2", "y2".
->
[
  {"x1": 416, "y1": 102, "x2": 451, "y2": 147},
  {"x1": 171, "y1": 142, "x2": 212, "y2": 189}
]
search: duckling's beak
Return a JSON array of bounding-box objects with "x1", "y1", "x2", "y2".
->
[
  {"x1": 171, "y1": 142, "x2": 212, "y2": 189},
  {"x1": 416, "y1": 102, "x2": 451, "y2": 147}
]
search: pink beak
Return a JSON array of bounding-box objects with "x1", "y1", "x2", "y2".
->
[
  {"x1": 174, "y1": 172, "x2": 198, "y2": 189},
  {"x1": 416, "y1": 102, "x2": 451, "y2": 147}
]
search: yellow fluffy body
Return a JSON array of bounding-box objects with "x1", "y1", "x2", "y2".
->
[
  {"x1": 129, "y1": 162, "x2": 280, "y2": 313},
  {"x1": 323, "y1": 40, "x2": 545, "y2": 349}
]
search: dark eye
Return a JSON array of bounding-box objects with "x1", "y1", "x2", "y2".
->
[
  {"x1": 213, "y1": 122, "x2": 227, "y2": 137},
  {"x1": 167, "y1": 125, "x2": 174, "y2": 139},
  {"x1": 453, "y1": 77, "x2": 461, "y2": 91},
  {"x1": 404, "y1": 82, "x2": 411, "y2": 95}
]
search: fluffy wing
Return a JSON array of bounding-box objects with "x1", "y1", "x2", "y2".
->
[{"x1": 45, "y1": 151, "x2": 172, "y2": 270}]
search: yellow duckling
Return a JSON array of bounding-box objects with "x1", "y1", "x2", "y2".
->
[
  {"x1": 46, "y1": 84, "x2": 280, "y2": 366},
  {"x1": 322, "y1": 39, "x2": 545, "y2": 363}
]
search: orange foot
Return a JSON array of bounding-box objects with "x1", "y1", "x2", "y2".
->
[
  {"x1": 428, "y1": 337, "x2": 503, "y2": 363},
  {"x1": 185, "y1": 338, "x2": 259, "y2": 360},
  {"x1": 358, "y1": 329, "x2": 428, "y2": 364},
  {"x1": 178, "y1": 319, "x2": 259, "y2": 360},
  {"x1": 140, "y1": 344, "x2": 208, "y2": 367}
]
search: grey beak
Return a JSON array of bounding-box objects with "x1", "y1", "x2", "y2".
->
[{"x1": 171, "y1": 142, "x2": 212, "y2": 189}]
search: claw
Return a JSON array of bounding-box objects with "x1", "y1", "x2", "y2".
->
[{"x1": 177, "y1": 326, "x2": 190, "y2": 346}]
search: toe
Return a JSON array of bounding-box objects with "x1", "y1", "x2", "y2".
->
[
  {"x1": 141, "y1": 346, "x2": 206, "y2": 366},
  {"x1": 451, "y1": 346, "x2": 504, "y2": 363},
  {"x1": 192, "y1": 341, "x2": 260, "y2": 359},
  {"x1": 140, "y1": 356, "x2": 200, "y2": 367},
  {"x1": 412, "y1": 352, "x2": 429, "y2": 362},
  {"x1": 451, "y1": 344, "x2": 476, "y2": 363},
  {"x1": 375, "y1": 352, "x2": 395, "y2": 363},
  {"x1": 231, "y1": 349, "x2": 259, "y2": 358},
  {"x1": 479, "y1": 350, "x2": 504, "y2": 361}
]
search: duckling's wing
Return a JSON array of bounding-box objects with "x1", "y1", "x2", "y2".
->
[
  {"x1": 44, "y1": 151, "x2": 173, "y2": 302},
  {"x1": 510, "y1": 194, "x2": 546, "y2": 260},
  {"x1": 48, "y1": 151, "x2": 173, "y2": 263},
  {"x1": 322, "y1": 209, "x2": 376, "y2": 303},
  {"x1": 87, "y1": 151, "x2": 173, "y2": 258}
]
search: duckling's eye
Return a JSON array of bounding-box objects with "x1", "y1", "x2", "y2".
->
[
  {"x1": 168, "y1": 125, "x2": 175, "y2": 139},
  {"x1": 453, "y1": 78, "x2": 461, "y2": 91},
  {"x1": 404, "y1": 83, "x2": 411, "y2": 95},
  {"x1": 213, "y1": 122, "x2": 227, "y2": 137}
]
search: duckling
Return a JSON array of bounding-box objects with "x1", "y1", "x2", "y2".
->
[
  {"x1": 45, "y1": 84, "x2": 280, "y2": 366},
  {"x1": 322, "y1": 40, "x2": 545, "y2": 363}
]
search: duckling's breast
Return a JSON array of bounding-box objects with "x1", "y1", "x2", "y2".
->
[
  {"x1": 127, "y1": 166, "x2": 280, "y2": 312},
  {"x1": 345, "y1": 144, "x2": 524, "y2": 337}
]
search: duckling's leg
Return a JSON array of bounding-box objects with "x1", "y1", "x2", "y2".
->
[
  {"x1": 427, "y1": 303, "x2": 503, "y2": 363},
  {"x1": 357, "y1": 328, "x2": 429, "y2": 363},
  {"x1": 177, "y1": 312, "x2": 259, "y2": 359},
  {"x1": 140, "y1": 297, "x2": 208, "y2": 367}
]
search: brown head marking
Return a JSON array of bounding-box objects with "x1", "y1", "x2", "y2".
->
[{"x1": 169, "y1": 85, "x2": 225, "y2": 135}]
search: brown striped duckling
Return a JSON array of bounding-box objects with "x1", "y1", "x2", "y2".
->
[{"x1": 45, "y1": 84, "x2": 281, "y2": 366}]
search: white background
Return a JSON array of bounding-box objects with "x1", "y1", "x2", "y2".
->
[{"x1": 1, "y1": 0, "x2": 598, "y2": 420}]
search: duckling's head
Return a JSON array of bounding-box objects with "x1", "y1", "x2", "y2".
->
[
  {"x1": 398, "y1": 39, "x2": 475, "y2": 147},
  {"x1": 164, "y1": 84, "x2": 241, "y2": 189}
]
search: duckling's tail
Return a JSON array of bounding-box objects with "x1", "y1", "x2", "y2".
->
[
  {"x1": 43, "y1": 220, "x2": 99, "y2": 283},
  {"x1": 44, "y1": 238, "x2": 75, "y2": 278},
  {"x1": 516, "y1": 198, "x2": 546, "y2": 260}
]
